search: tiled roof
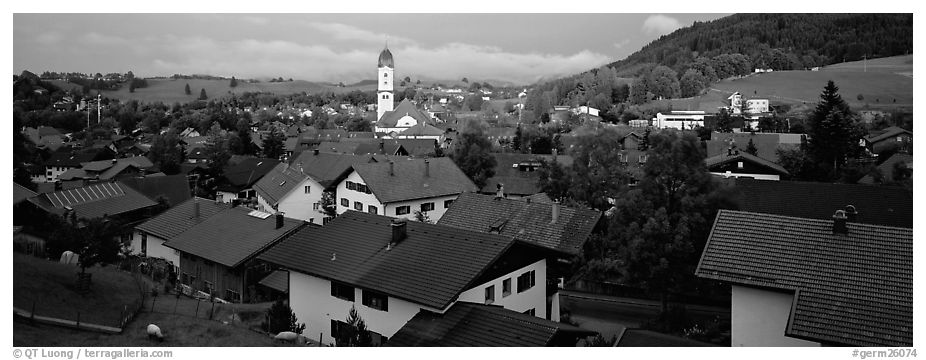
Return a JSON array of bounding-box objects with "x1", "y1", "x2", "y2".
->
[
  {"x1": 521, "y1": 193, "x2": 553, "y2": 204},
  {"x1": 120, "y1": 174, "x2": 192, "y2": 208},
  {"x1": 215, "y1": 157, "x2": 281, "y2": 192},
  {"x1": 258, "y1": 270, "x2": 289, "y2": 293},
  {"x1": 377, "y1": 99, "x2": 432, "y2": 128},
  {"x1": 394, "y1": 139, "x2": 438, "y2": 157},
  {"x1": 480, "y1": 153, "x2": 575, "y2": 196},
  {"x1": 386, "y1": 302, "x2": 596, "y2": 347},
  {"x1": 164, "y1": 206, "x2": 305, "y2": 268},
  {"x1": 57, "y1": 168, "x2": 89, "y2": 181},
  {"x1": 30, "y1": 181, "x2": 158, "y2": 219},
  {"x1": 291, "y1": 152, "x2": 376, "y2": 188},
  {"x1": 857, "y1": 153, "x2": 913, "y2": 185},
  {"x1": 353, "y1": 141, "x2": 404, "y2": 156},
  {"x1": 706, "y1": 133, "x2": 802, "y2": 163},
  {"x1": 696, "y1": 210, "x2": 912, "y2": 346},
  {"x1": 732, "y1": 178, "x2": 912, "y2": 228},
  {"x1": 252, "y1": 163, "x2": 308, "y2": 205},
  {"x1": 258, "y1": 211, "x2": 516, "y2": 309},
  {"x1": 399, "y1": 123, "x2": 444, "y2": 136},
  {"x1": 47, "y1": 148, "x2": 107, "y2": 168},
  {"x1": 438, "y1": 192, "x2": 601, "y2": 256},
  {"x1": 865, "y1": 126, "x2": 911, "y2": 144},
  {"x1": 704, "y1": 151, "x2": 789, "y2": 176},
  {"x1": 13, "y1": 183, "x2": 37, "y2": 205},
  {"x1": 352, "y1": 157, "x2": 477, "y2": 204},
  {"x1": 80, "y1": 156, "x2": 153, "y2": 172},
  {"x1": 316, "y1": 141, "x2": 363, "y2": 154},
  {"x1": 135, "y1": 197, "x2": 228, "y2": 240}
]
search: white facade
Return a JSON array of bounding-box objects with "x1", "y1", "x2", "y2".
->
[
  {"x1": 256, "y1": 177, "x2": 328, "y2": 225},
  {"x1": 129, "y1": 231, "x2": 180, "y2": 272},
  {"x1": 728, "y1": 93, "x2": 769, "y2": 115},
  {"x1": 711, "y1": 171, "x2": 781, "y2": 181},
  {"x1": 335, "y1": 171, "x2": 459, "y2": 222},
  {"x1": 731, "y1": 285, "x2": 820, "y2": 347},
  {"x1": 653, "y1": 111, "x2": 706, "y2": 130},
  {"x1": 287, "y1": 258, "x2": 549, "y2": 345},
  {"x1": 45, "y1": 165, "x2": 75, "y2": 183},
  {"x1": 377, "y1": 65, "x2": 394, "y2": 121}
]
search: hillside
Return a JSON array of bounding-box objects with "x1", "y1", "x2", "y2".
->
[
  {"x1": 81, "y1": 78, "x2": 380, "y2": 104},
  {"x1": 609, "y1": 13, "x2": 913, "y2": 75}
]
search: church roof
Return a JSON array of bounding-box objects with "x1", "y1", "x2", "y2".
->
[
  {"x1": 377, "y1": 99, "x2": 431, "y2": 128},
  {"x1": 378, "y1": 47, "x2": 394, "y2": 68}
]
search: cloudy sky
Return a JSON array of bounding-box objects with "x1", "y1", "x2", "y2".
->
[{"x1": 14, "y1": 13, "x2": 728, "y2": 85}]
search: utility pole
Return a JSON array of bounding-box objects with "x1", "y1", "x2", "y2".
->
[{"x1": 97, "y1": 93, "x2": 101, "y2": 125}]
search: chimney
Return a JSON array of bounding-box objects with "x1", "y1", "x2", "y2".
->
[
  {"x1": 275, "y1": 213, "x2": 285, "y2": 229},
  {"x1": 551, "y1": 201, "x2": 560, "y2": 224},
  {"x1": 391, "y1": 218, "x2": 407, "y2": 246},
  {"x1": 389, "y1": 161, "x2": 395, "y2": 176},
  {"x1": 832, "y1": 210, "x2": 848, "y2": 235},
  {"x1": 424, "y1": 158, "x2": 430, "y2": 177},
  {"x1": 112, "y1": 158, "x2": 117, "y2": 164},
  {"x1": 495, "y1": 183, "x2": 505, "y2": 199},
  {"x1": 525, "y1": 197, "x2": 532, "y2": 204},
  {"x1": 193, "y1": 198, "x2": 200, "y2": 219},
  {"x1": 845, "y1": 205, "x2": 858, "y2": 222}
]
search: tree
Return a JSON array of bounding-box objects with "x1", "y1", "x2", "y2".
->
[
  {"x1": 337, "y1": 306, "x2": 372, "y2": 347},
  {"x1": 745, "y1": 138, "x2": 758, "y2": 156},
  {"x1": 204, "y1": 122, "x2": 231, "y2": 177},
  {"x1": 413, "y1": 210, "x2": 432, "y2": 224},
  {"x1": 262, "y1": 126, "x2": 285, "y2": 160},
  {"x1": 184, "y1": 83, "x2": 191, "y2": 95},
  {"x1": 198, "y1": 88, "x2": 208, "y2": 100},
  {"x1": 344, "y1": 117, "x2": 372, "y2": 132},
  {"x1": 806, "y1": 80, "x2": 864, "y2": 178},
  {"x1": 461, "y1": 77, "x2": 469, "y2": 83},
  {"x1": 647, "y1": 66, "x2": 680, "y2": 99},
  {"x1": 230, "y1": 118, "x2": 256, "y2": 155},
  {"x1": 53, "y1": 215, "x2": 123, "y2": 278},
  {"x1": 230, "y1": 77, "x2": 238, "y2": 88},
  {"x1": 679, "y1": 69, "x2": 707, "y2": 98},
  {"x1": 637, "y1": 127, "x2": 651, "y2": 151},
  {"x1": 714, "y1": 108, "x2": 734, "y2": 133},
  {"x1": 448, "y1": 122, "x2": 496, "y2": 189},
  {"x1": 512, "y1": 125, "x2": 523, "y2": 152},
  {"x1": 263, "y1": 299, "x2": 305, "y2": 335},
  {"x1": 149, "y1": 132, "x2": 183, "y2": 175}
]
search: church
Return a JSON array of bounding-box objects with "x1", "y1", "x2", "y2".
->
[{"x1": 373, "y1": 46, "x2": 437, "y2": 135}]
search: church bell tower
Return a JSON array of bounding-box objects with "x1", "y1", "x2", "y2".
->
[{"x1": 377, "y1": 45, "x2": 395, "y2": 121}]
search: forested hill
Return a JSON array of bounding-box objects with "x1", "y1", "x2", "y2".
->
[{"x1": 610, "y1": 13, "x2": 913, "y2": 75}]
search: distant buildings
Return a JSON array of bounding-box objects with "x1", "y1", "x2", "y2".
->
[{"x1": 652, "y1": 111, "x2": 706, "y2": 130}]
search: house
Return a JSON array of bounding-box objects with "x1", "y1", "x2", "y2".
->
[
  {"x1": 253, "y1": 151, "x2": 375, "y2": 224},
  {"x1": 857, "y1": 153, "x2": 913, "y2": 184},
  {"x1": 388, "y1": 122, "x2": 444, "y2": 141},
  {"x1": 334, "y1": 157, "x2": 477, "y2": 222},
  {"x1": 394, "y1": 139, "x2": 438, "y2": 157},
  {"x1": 480, "y1": 153, "x2": 574, "y2": 198},
  {"x1": 58, "y1": 156, "x2": 154, "y2": 182},
  {"x1": 695, "y1": 209, "x2": 912, "y2": 346},
  {"x1": 730, "y1": 178, "x2": 913, "y2": 228},
  {"x1": 23, "y1": 126, "x2": 65, "y2": 151},
  {"x1": 27, "y1": 181, "x2": 160, "y2": 236},
  {"x1": 706, "y1": 132, "x2": 804, "y2": 163},
  {"x1": 186, "y1": 147, "x2": 209, "y2": 164},
  {"x1": 179, "y1": 127, "x2": 201, "y2": 138},
  {"x1": 704, "y1": 149, "x2": 789, "y2": 181},
  {"x1": 438, "y1": 192, "x2": 603, "y2": 260},
  {"x1": 44, "y1": 147, "x2": 115, "y2": 182},
  {"x1": 257, "y1": 211, "x2": 553, "y2": 346},
  {"x1": 652, "y1": 111, "x2": 706, "y2": 130},
  {"x1": 574, "y1": 106, "x2": 599, "y2": 117},
  {"x1": 120, "y1": 174, "x2": 192, "y2": 208},
  {"x1": 164, "y1": 207, "x2": 307, "y2": 303},
  {"x1": 214, "y1": 157, "x2": 281, "y2": 203},
  {"x1": 387, "y1": 302, "x2": 596, "y2": 346},
  {"x1": 315, "y1": 138, "x2": 408, "y2": 156},
  {"x1": 375, "y1": 98, "x2": 434, "y2": 134},
  {"x1": 13, "y1": 182, "x2": 37, "y2": 205},
  {"x1": 726, "y1": 92, "x2": 770, "y2": 118},
  {"x1": 862, "y1": 126, "x2": 912, "y2": 155},
  {"x1": 131, "y1": 197, "x2": 228, "y2": 274}
]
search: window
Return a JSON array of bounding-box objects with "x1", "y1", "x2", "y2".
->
[
  {"x1": 368, "y1": 205, "x2": 378, "y2": 215},
  {"x1": 46, "y1": 171, "x2": 52, "y2": 176},
  {"x1": 485, "y1": 285, "x2": 495, "y2": 304},
  {"x1": 420, "y1": 202, "x2": 435, "y2": 212},
  {"x1": 203, "y1": 281, "x2": 214, "y2": 294},
  {"x1": 502, "y1": 278, "x2": 512, "y2": 297},
  {"x1": 340, "y1": 198, "x2": 349, "y2": 207},
  {"x1": 522, "y1": 308, "x2": 535, "y2": 316},
  {"x1": 444, "y1": 199, "x2": 453, "y2": 209},
  {"x1": 396, "y1": 205, "x2": 410, "y2": 215},
  {"x1": 141, "y1": 233, "x2": 148, "y2": 255},
  {"x1": 362, "y1": 290, "x2": 388, "y2": 311},
  {"x1": 323, "y1": 217, "x2": 332, "y2": 225},
  {"x1": 354, "y1": 201, "x2": 363, "y2": 211},
  {"x1": 313, "y1": 203, "x2": 320, "y2": 210},
  {"x1": 384, "y1": 73, "x2": 388, "y2": 78},
  {"x1": 181, "y1": 273, "x2": 190, "y2": 286},
  {"x1": 737, "y1": 161, "x2": 744, "y2": 169},
  {"x1": 304, "y1": 186, "x2": 311, "y2": 194},
  {"x1": 517, "y1": 270, "x2": 535, "y2": 293},
  {"x1": 346, "y1": 181, "x2": 356, "y2": 191},
  {"x1": 330, "y1": 282, "x2": 355, "y2": 301}
]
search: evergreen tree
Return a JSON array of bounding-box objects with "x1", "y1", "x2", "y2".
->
[
  {"x1": 198, "y1": 88, "x2": 208, "y2": 100},
  {"x1": 263, "y1": 299, "x2": 305, "y2": 335},
  {"x1": 807, "y1": 80, "x2": 863, "y2": 178},
  {"x1": 448, "y1": 123, "x2": 496, "y2": 189},
  {"x1": 261, "y1": 126, "x2": 285, "y2": 160},
  {"x1": 512, "y1": 125, "x2": 523, "y2": 151},
  {"x1": 337, "y1": 306, "x2": 372, "y2": 347},
  {"x1": 230, "y1": 77, "x2": 238, "y2": 88},
  {"x1": 184, "y1": 83, "x2": 191, "y2": 95},
  {"x1": 637, "y1": 128, "x2": 651, "y2": 151},
  {"x1": 745, "y1": 138, "x2": 758, "y2": 156},
  {"x1": 714, "y1": 108, "x2": 734, "y2": 133}
]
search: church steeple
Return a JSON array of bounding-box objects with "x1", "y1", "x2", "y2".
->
[{"x1": 377, "y1": 44, "x2": 395, "y2": 121}]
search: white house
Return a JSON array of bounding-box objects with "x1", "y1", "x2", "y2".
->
[
  {"x1": 696, "y1": 210, "x2": 912, "y2": 347},
  {"x1": 704, "y1": 150, "x2": 790, "y2": 181},
  {"x1": 258, "y1": 211, "x2": 554, "y2": 346},
  {"x1": 727, "y1": 92, "x2": 770, "y2": 118},
  {"x1": 574, "y1": 106, "x2": 599, "y2": 117},
  {"x1": 374, "y1": 98, "x2": 435, "y2": 134},
  {"x1": 652, "y1": 111, "x2": 706, "y2": 130},
  {"x1": 333, "y1": 157, "x2": 478, "y2": 222},
  {"x1": 132, "y1": 197, "x2": 228, "y2": 274},
  {"x1": 253, "y1": 151, "x2": 374, "y2": 225}
]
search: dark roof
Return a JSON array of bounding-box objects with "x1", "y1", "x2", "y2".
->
[
  {"x1": 394, "y1": 138, "x2": 438, "y2": 156},
  {"x1": 187, "y1": 147, "x2": 208, "y2": 159},
  {"x1": 857, "y1": 153, "x2": 913, "y2": 185},
  {"x1": 13, "y1": 183, "x2": 37, "y2": 205},
  {"x1": 215, "y1": 157, "x2": 281, "y2": 192},
  {"x1": 481, "y1": 153, "x2": 575, "y2": 196},
  {"x1": 164, "y1": 207, "x2": 305, "y2": 268},
  {"x1": 399, "y1": 123, "x2": 444, "y2": 136},
  {"x1": 704, "y1": 151, "x2": 789, "y2": 176},
  {"x1": 377, "y1": 99, "x2": 432, "y2": 128},
  {"x1": 291, "y1": 152, "x2": 376, "y2": 188},
  {"x1": 258, "y1": 270, "x2": 289, "y2": 293},
  {"x1": 387, "y1": 302, "x2": 596, "y2": 347},
  {"x1": 120, "y1": 174, "x2": 192, "y2": 208},
  {"x1": 616, "y1": 328, "x2": 715, "y2": 347},
  {"x1": 378, "y1": 46, "x2": 394, "y2": 68},
  {"x1": 29, "y1": 181, "x2": 158, "y2": 219},
  {"x1": 258, "y1": 211, "x2": 516, "y2": 309},
  {"x1": 80, "y1": 157, "x2": 153, "y2": 172},
  {"x1": 706, "y1": 133, "x2": 801, "y2": 163},
  {"x1": 252, "y1": 163, "x2": 308, "y2": 206},
  {"x1": 352, "y1": 140, "x2": 404, "y2": 156},
  {"x1": 351, "y1": 157, "x2": 478, "y2": 203},
  {"x1": 438, "y1": 192, "x2": 601, "y2": 256},
  {"x1": 316, "y1": 141, "x2": 363, "y2": 154},
  {"x1": 47, "y1": 148, "x2": 108, "y2": 168},
  {"x1": 732, "y1": 178, "x2": 912, "y2": 228},
  {"x1": 865, "y1": 126, "x2": 911, "y2": 144},
  {"x1": 135, "y1": 197, "x2": 228, "y2": 240},
  {"x1": 696, "y1": 210, "x2": 912, "y2": 347}
]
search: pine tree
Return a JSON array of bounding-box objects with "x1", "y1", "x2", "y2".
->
[
  {"x1": 745, "y1": 138, "x2": 758, "y2": 156},
  {"x1": 263, "y1": 299, "x2": 305, "y2": 335},
  {"x1": 807, "y1": 80, "x2": 862, "y2": 177},
  {"x1": 198, "y1": 88, "x2": 208, "y2": 100},
  {"x1": 184, "y1": 83, "x2": 191, "y2": 95},
  {"x1": 337, "y1": 306, "x2": 372, "y2": 347},
  {"x1": 230, "y1": 77, "x2": 238, "y2": 88}
]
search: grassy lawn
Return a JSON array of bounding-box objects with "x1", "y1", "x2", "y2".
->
[{"x1": 13, "y1": 252, "x2": 146, "y2": 328}]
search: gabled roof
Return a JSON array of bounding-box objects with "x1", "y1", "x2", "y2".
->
[
  {"x1": 351, "y1": 157, "x2": 477, "y2": 204},
  {"x1": 81, "y1": 157, "x2": 153, "y2": 172},
  {"x1": 290, "y1": 151, "x2": 377, "y2": 188},
  {"x1": 377, "y1": 99, "x2": 432, "y2": 127},
  {"x1": 13, "y1": 183, "x2": 37, "y2": 205},
  {"x1": 135, "y1": 197, "x2": 228, "y2": 240},
  {"x1": 258, "y1": 211, "x2": 517, "y2": 309},
  {"x1": 386, "y1": 302, "x2": 596, "y2": 347},
  {"x1": 481, "y1": 153, "x2": 574, "y2": 196},
  {"x1": 120, "y1": 174, "x2": 192, "y2": 208},
  {"x1": 283, "y1": 137, "x2": 299, "y2": 152},
  {"x1": 704, "y1": 151, "x2": 789, "y2": 176},
  {"x1": 47, "y1": 148, "x2": 108, "y2": 168},
  {"x1": 252, "y1": 163, "x2": 309, "y2": 205},
  {"x1": 399, "y1": 122, "x2": 444, "y2": 136},
  {"x1": 353, "y1": 140, "x2": 404, "y2": 156},
  {"x1": 29, "y1": 181, "x2": 158, "y2": 219},
  {"x1": 696, "y1": 210, "x2": 912, "y2": 347},
  {"x1": 187, "y1": 147, "x2": 208, "y2": 159},
  {"x1": 865, "y1": 126, "x2": 911, "y2": 144},
  {"x1": 164, "y1": 207, "x2": 306, "y2": 268},
  {"x1": 215, "y1": 157, "x2": 281, "y2": 192},
  {"x1": 706, "y1": 133, "x2": 801, "y2": 163},
  {"x1": 857, "y1": 153, "x2": 913, "y2": 185},
  {"x1": 732, "y1": 178, "x2": 912, "y2": 228},
  {"x1": 438, "y1": 192, "x2": 602, "y2": 256},
  {"x1": 316, "y1": 141, "x2": 363, "y2": 154},
  {"x1": 394, "y1": 139, "x2": 438, "y2": 156}
]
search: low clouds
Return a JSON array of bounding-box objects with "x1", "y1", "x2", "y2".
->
[
  {"x1": 306, "y1": 22, "x2": 416, "y2": 47},
  {"x1": 642, "y1": 14, "x2": 682, "y2": 36}
]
